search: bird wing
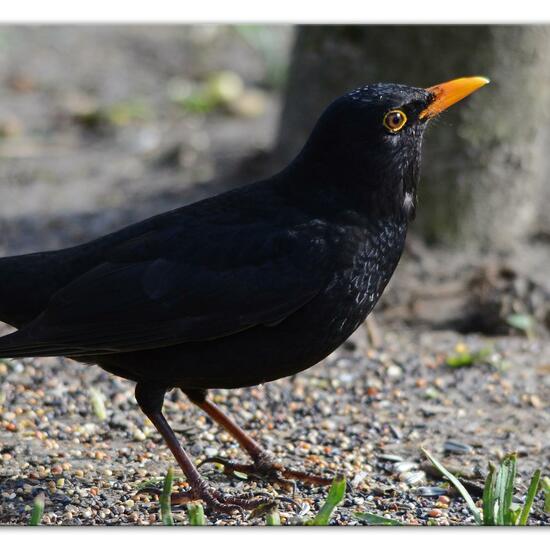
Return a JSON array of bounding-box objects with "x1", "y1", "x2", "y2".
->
[{"x1": 0, "y1": 222, "x2": 331, "y2": 357}]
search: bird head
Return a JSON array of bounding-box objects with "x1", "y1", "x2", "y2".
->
[{"x1": 297, "y1": 77, "x2": 489, "y2": 220}]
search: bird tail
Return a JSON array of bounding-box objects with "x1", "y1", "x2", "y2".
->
[{"x1": 0, "y1": 325, "x2": 84, "y2": 358}]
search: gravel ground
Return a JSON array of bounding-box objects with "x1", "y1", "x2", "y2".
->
[
  {"x1": 0, "y1": 26, "x2": 549, "y2": 526},
  {"x1": 1, "y1": 328, "x2": 549, "y2": 525}
]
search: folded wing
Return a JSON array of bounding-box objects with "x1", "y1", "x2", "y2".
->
[{"x1": 0, "y1": 223, "x2": 330, "y2": 357}]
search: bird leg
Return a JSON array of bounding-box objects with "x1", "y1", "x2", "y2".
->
[
  {"x1": 185, "y1": 389, "x2": 333, "y2": 489},
  {"x1": 134, "y1": 383, "x2": 272, "y2": 513}
]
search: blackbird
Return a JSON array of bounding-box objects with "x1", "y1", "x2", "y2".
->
[{"x1": 0, "y1": 76, "x2": 488, "y2": 513}]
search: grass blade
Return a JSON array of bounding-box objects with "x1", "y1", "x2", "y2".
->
[
  {"x1": 503, "y1": 454, "x2": 517, "y2": 525},
  {"x1": 518, "y1": 469, "x2": 541, "y2": 526},
  {"x1": 89, "y1": 387, "x2": 107, "y2": 421},
  {"x1": 506, "y1": 314, "x2": 535, "y2": 339},
  {"x1": 29, "y1": 493, "x2": 45, "y2": 526},
  {"x1": 354, "y1": 512, "x2": 402, "y2": 525},
  {"x1": 266, "y1": 509, "x2": 281, "y2": 526},
  {"x1": 482, "y1": 463, "x2": 496, "y2": 526},
  {"x1": 493, "y1": 459, "x2": 506, "y2": 524},
  {"x1": 160, "y1": 467, "x2": 174, "y2": 526},
  {"x1": 422, "y1": 447, "x2": 481, "y2": 525},
  {"x1": 187, "y1": 502, "x2": 206, "y2": 526},
  {"x1": 494, "y1": 454, "x2": 516, "y2": 525},
  {"x1": 542, "y1": 477, "x2": 550, "y2": 514},
  {"x1": 308, "y1": 475, "x2": 346, "y2": 526}
]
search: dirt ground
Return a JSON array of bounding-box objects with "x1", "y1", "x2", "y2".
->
[{"x1": 0, "y1": 26, "x2": 549, "y2": 526}]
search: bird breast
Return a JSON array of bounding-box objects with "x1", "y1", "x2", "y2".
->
[{"x1": 322, "y1": 218, "x2": 408, "y2": 339}]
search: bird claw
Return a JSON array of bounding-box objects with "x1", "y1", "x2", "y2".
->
[
  {"x1": 135, "y1": 480, "x2": 273, "y2": 515},
  {"x1": 198, "y1": 454, "x2": 333, "y2": 493}
]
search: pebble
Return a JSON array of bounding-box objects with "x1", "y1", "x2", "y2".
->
[
  {"x1": 444, "y1": 440, "x2": 473, "y2": 454},
  {"x1": 204, "y1": 447, "x2": 218, "y2": 458},
  {"x1": 417, "y1": 486, "x2": 447, "y2": 497},
  {"x1": 351, "y1": 471, "x2": 368, "y2": 488},
  {"x1": 133, "y1": 429, "x2": 146, "y2": 442},
  {"x1": 393, "y1": 461, "x2": 417, "y2": 473},
  {"x1": 377, "y1": 454, "x2": 404, "y2": 462},
  {"x1": 400, "y1": 471, "x2": 426, "y2": 485},
  {"x1": 387, "y1": 365, "x2": 403, "y2": 379}
]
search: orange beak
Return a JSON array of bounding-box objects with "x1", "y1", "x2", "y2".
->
[{"x1": 420, "y1": 76, "x2": 490, "y2": 119}]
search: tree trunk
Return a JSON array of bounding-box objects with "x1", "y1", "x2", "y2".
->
[{"x1": 276, "y1": 25, "x2": 550, "y2": 251}]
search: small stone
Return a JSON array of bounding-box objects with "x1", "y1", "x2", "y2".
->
[
  {"x1": 51, "y1": 464, "x2": 63, "y2": 475},
  {"x1": 417, "y1": 486, "x2": 447, "y2": 497},
  {"x1": 204, "y1": 447, "x2": 218, "y2": 458},
  {"x1": 133, "y1": 429, "x2": 146, "y2": 442},
  {"x1": 400, "y1": 471, "x2": 426, "y2": 485},
  {"x1": 438, "y1": 495, "x2": 451, "y2": 506},
  {"x1": 393, "y1": 461, "x2": 417, "y2": 473},
  {"x1": 428, "y1": 508, "x2": 442, "y2": 518},
  {"x1": 444, "y1": 440, "x2": 473, "y2": 454},
  {"x1": 529, "y1": 395, "x2": 543, "y2": 409},
  {"x1": 351, "y1": 471, "x2": 368, "y2": 488},
  {"x1": 387, "y1": 365, "x2": 402, "y2": 379},
  {"x1": 377, "y1": 454, "x2": 404, "y2": 462}
]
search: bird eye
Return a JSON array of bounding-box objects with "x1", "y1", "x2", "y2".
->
[{"x1": 383, "y1": 109, "x2": 407, "y2": 132}]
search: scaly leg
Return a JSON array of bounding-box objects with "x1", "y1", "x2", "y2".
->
[
  {"x1": 185, "y1": 389, "x2": 333, "y2": 489},
  {"x1": 134, "y1": 383, "x2": 272, "y2": 513}
]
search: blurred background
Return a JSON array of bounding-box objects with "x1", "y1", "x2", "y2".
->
[
  {"x1": 0, "y1": 25, "x2": 548, "y2": 338},
  {"x1": 1, "y1": 25, "x2": 550, "y2": 526}
]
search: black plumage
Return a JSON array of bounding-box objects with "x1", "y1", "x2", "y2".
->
[{"x1": 0, "y1": 78, "x2": 488, "y2": 512}]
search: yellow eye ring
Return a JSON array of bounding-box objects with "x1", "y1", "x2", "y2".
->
[{"x1": 383, "y1": 109, "x2": 407, "y2": 132}]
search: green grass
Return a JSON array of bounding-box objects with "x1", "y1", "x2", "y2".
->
[
  {"x1": 160, "y1": 467, "x2": 175, "y2": 526},
  {"x1": 506, "y1": 313, "x2": 535, "y2": 339},
  {"x1": 266, "y1": 508, "x2": 281, "y2": 526},
  {"x1": 445, "y1": 347, "x2": 492, "y2": 368},
  {"x1": 354, "y1": 511, "x2": 403, "y2": 525},
  {"x1": 187, "y1": 502, "x2": 206, "y2": 526},
  {"x1": 29, "y1": 493, "x2": 45, "y2": 526},
  {"x1": 541, "y1": 477, "x2": 550, "y2": 514},
  {"x1": 88, "y1": 387, "x2": 107, "y2": 421},
  {"x1": 155, "y1": 471, "x2": 346, "y2": 526},
  {"x1": 422, "y1": 448, "x2": 541, "y2": 525},
  {"x1": 306, "y1": 475, "x2": 346, "y2": 526}
]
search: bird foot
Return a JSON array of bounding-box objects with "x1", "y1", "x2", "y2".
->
[
  {"x1": 198, "y1": 453, "x2": 334, "y2": 492},
  {"x1": 136, "y1": 480, "x2": 274, "y2": 514}
]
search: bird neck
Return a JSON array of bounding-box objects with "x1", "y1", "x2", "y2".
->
[{"x1": 279, "y1": 146, "x2": 415, "y2": 224}]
